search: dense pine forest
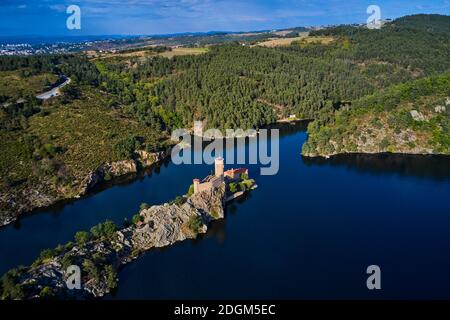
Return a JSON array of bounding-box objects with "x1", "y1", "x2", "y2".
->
[{"x1": 0, "y1": 14, "x2": 449, "y2": 222}]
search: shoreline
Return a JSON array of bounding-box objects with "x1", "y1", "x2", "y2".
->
[
  {"x1": 302, "y1": 150, "x2": 450, "y2": 159},
  {"x1": 0, "y1": 148, "x2": 172, "y2": 229},
  {"x1": 3, "y1": 117, "x2": 447, "y2": 228}
]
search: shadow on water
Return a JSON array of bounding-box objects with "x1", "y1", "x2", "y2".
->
[
  {"x1": 10, "y1": 157, "x2": 173, "y2": 230},
  {"x1": 303, "y1": 153, "x2": 450, "y2": 182}
]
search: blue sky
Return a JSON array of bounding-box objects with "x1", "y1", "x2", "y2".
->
[{"x1": 0, "y1": 0, "x2": 449, "y2": 36}]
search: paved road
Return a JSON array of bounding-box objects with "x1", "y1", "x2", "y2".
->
[{"x1": 36, "y1": 76, "x2": 71, "y2": 100}]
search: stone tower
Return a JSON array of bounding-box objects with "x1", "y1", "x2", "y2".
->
[
  {"x1": 193, "y1": 178, "x2": 200, "y2": 194},
  {"x1": 215, "y1": 157, "x2": 224, "y2": 178}
]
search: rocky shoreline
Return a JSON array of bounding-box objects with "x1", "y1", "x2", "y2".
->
[
  {"x1": 0, "y1": 149, "x2": 171, "y2": 228},
  {"x1": 1, "y1": 186, "x2": 227, "y2": 299}
]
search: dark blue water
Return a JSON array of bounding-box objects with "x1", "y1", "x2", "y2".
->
[{"x1": 1, "y1": 122, "x2": 450, "y2": 299}]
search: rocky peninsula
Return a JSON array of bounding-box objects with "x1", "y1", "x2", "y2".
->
[{"x1": 0, "y1": 163, "x2": 256, "y2": 300}]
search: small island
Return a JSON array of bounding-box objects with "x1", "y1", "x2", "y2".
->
[{"x1": 0, "y1": 158, "x2": 256, "y2": 300}]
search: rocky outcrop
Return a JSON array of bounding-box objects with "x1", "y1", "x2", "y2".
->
[
  {"x1": 190, "y1": 187, "x2": 225, "y2": 219},
  {"x1": 136, "y1": 149, "x2": 169, "y2": 167},
  {"x1": 1, "y1": 149, "x2": 171, "y2": 228},
  {"x1": 410, "y1": 110, "x2": 426, "y2": 121},
  {"x1": 79, "y1": 150, "x2": 169, "y2": 195},
  {"x1": 5, "y1": 186, "x2": 226, "y2": 299},
  {"x1": 0, "y1": 187, "x2": 58, "y2": 227}
]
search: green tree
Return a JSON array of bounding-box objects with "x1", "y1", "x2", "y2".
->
[
  {"x1": 39, "y1": 286, "x2": 54, "y2": 299},
  {"x1": 0, "y1": 270, "x2": 24, "y2": 300},
  {"x1": 187, "y1": 216, "x2": 204, "y2": 234},
  {"x1": 132, "y1": 214, "x2": 144, "y2": 225},
  {"x1": 74, "y1": 231, "x2": 90, "y2": 246},
  {"x1": 187, "y1": 184, "x2": 195, "y2": 196},
  {"x1": 113, "y1": 136, "x2": 142, "y2": 159},
  {"x1": 82, "y1": 259, "x2": 99, "y2": 282},
  {"x1": 105, "y1": 265, "x2": 118, "y2": 290},
  {"x1": 229, "y1": 182, "x2": 238, "y2": 193}
]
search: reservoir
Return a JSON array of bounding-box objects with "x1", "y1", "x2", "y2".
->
[{"x1": 1, "y1": 122, "x2": 450, "y2": 299}]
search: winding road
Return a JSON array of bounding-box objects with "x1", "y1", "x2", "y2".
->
[{"x1": 36, "y1": 76, "x2": 71, "y2": 100}]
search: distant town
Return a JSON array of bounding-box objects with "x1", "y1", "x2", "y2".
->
[{"x1": 0, "y1": 21, "x2": 383, "y2": 56}]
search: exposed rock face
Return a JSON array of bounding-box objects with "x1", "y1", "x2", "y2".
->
[
  {"x1": 1, "y1": 149, "x2": 171, "y2": 228},
  {"x1": 136, "y1": 150, "x2": 169, "y2": 167},
  {"x1": 435, "y1": 105, "x2": 446, "y2": 113},
  {"x1": 79, "y1": 150, "x2": 169, "y2": 195},
  {"x1": 410, "y1": 110, "x2": 426, "y2": 121},
  {"x1": 79, "y1": 169, "x2": 104, "y2": 195},
  {"x1": 190, "y1": 187, "x2": 225, "y2": 219},
  {"x1": 7, "y1": 186, "x2": 226, "y2": 299},
  {"x1": 0, "y1": 187, "x2": 57, "y2": 227},
  {"x1": 106, "y1": 160, "x2": 138, "y2": 176}
]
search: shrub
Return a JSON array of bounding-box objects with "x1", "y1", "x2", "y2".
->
[
  {"x1": 39, "y1": 286, "x2": 54, "y2": 299},
  {"x1": 187, "y1": 216, "x2": 204, "y2": 234},
  {"x1": 132, "y1": 214, "x2": 144, "y2": 225},
  {"x1": 113, "y1": 136, "x2": 142, "y2": 159},
  {"x1": 173, "y1": 196, "x2": 186, "y2": 206},
  {"x1": 140, "y1": 203, "x2": 150, "y2": 211},
  {"x1": 74, "y1": 231, "x2": 90, "y2": 246},
  {"x1": 90, "y1": 220, "x2": 117, "y2": 240},
  {"x1": 39, "y1": 248, "x2": 57, "y2": 261},
  {"x1": 187, "y1": 184, "x2": 195, "y2": 196},
  {"x1": 145, "y1": 140, "x2": 162, "y2": 153},
  {"x1": 104, "y1": 172, "x2": 112, "y2": 181},
  {"x1": 379, "y1": 138, "x2": 390, "y2": 150},
  {"x1": 105, "y1": 265, "x2": 118, "y2": 290},
  {"x1": 240, "y1": 173, "x2": 249, "y2": 180},
  {"x1": 82, "y1": 259, "x2": 99, "y2": 282},
  {"x1": 210, "y1": 209, "x2": 219, "y2": 219},
  {"x1": 0, "y1": 270, "x2": 24, "y2": 300},
  {"x1": 123, "y1": 218, "x2": 131, "y2": 228},
  {"x1": 61, "y1": 253, "x2": 74, "y2": 271},
  {"x1": 229, "y1": 182, "x2": 238, "y2": 193}
]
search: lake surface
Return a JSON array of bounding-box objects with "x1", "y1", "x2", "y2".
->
[{"x1": 1, "y1": 122, "x2": 450, "y2": 299}]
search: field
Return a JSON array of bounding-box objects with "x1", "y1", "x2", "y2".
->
[
  {"x1": 93, "y1": 47, "x2": 210, "y2": 61},
  {"x1": 256, "y1": 35, "x2": 308, "y2": 47},
  {"x1": 257, "y1": 34, "x2": 335, "y2": 47},
  {"x1": 158, "y1": 47, "x2": 210, "y2": 58}
]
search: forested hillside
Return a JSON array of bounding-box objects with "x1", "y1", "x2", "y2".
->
[
  {"x1": 302, "y1": 73, "x2": 450, "y2": 157},
  {"x1": 91, "y1": 14, "x2": 449, "y2": 130},
  {"x1": 302, "y1": 14, "x2": 450, "y2": 157}
]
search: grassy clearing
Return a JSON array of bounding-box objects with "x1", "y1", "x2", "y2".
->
[
  {"x1": 1, "y1": 86, "x2": 165, "y2": 195},
  {"x1": 298, "y1": 36, "x2": 335, "y2": 45},
  {"x1": 93, "y1": 47, "x2": 209, "y2": 62},
  {"x1": 158, "y1": 47, "x2": 209, "y2": 58},
  {"x1": 26, "y1": 88, "x2": 164, "y2": 178},
  {"x1": 256, "y1": 34, "x2": 335, "y2": 47},
  {"x1": 256, "y1": 36, "x2": 308, "y2": 47}
]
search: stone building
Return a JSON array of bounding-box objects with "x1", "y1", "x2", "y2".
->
[
  {"x1": 192, "y1": 157, "x2": 251, "y2": 194},
  {"x1": 193, "y1": 157, "x2": 225, "y2": 194},
  {"x1": 224, "y1": 168, "x2": 249, "y2": 181}
]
